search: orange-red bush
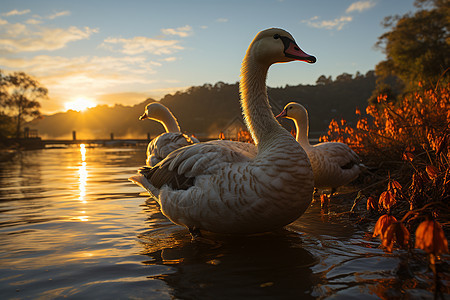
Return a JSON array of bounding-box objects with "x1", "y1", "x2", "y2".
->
[{"x1": 323, "y1": 83, "x2": 450, "y2": 248}]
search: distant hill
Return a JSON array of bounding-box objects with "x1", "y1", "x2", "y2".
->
[{"x1": 28, "y1": 71, "x2": 375, "y2": 140}]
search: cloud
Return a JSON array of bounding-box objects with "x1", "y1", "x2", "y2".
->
[
  {"x1": 346, "y1": 1, "x2": 376, "y2": 13},
  {"x1": 2, "y1": 9, "x2": 31, "y2": 17},
  {"x1": 0, "y1": 23, "x2": 98, "y2": 53},
  {"x1": 161, "y1": 25, "x2": 193, "y2": 37},
  {"x1": 0, "y1": 54, "x2": 160, "y2": 110},
  {"x1": 0, "y1": 54, "x2": 160, "y2": 77},
  {"x1": 29, "y1": 10, "x2": 71, "y2": 20},
  {"x1": 46, "y1": 11, "x2": 71, "y2": 19},
  {"x1": 216, "y1": 18, "x2": 228, "y2": 23},
  {"x1": 302, "y1": 16, "x2": 353, "y2": 30},
  {"x1": 25, "y1": 19, "x2": 43, "y2": 25},
  {"x1": 301, "y1": 1, "x2": 375, "y2": 31},
  {"x1": 161, "y1": 57, "x2": 178, "y2": 62},
  {"x1": 101, "y1": 36, "x2": 183, "y2": 55},
  {"x1": 0, "y1": 9, "x2": 93, "y2": 53}
]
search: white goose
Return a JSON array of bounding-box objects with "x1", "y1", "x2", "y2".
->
[
  {"x1": 130, "y1": 28, "x2": 316, "y2": 236},
  {"x1": 277, "y1": 102, "x2": 363, "y2": 194},
  {"x1": 139, "y1": 102, "x2": 199, "y2": 167}
]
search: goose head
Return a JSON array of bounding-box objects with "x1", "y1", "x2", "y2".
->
[
  {"x1": 139, "y1": 102, "x2": 180, "y2": 133},
  {"x1": 246, "y1": 28, "x2": 316, "y2": 66},
  {"x1": 276, "y1": 102, "x2": 310, "y2": 146},
  {"x1": 139, "y1": 102, "x2": 170, "y2": 121},
  {"x1": 276, "y1": 102, "x2": 308, "y2": 121}
]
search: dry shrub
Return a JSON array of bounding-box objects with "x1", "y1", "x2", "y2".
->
[
  {"x1": 322, "y1": 83, "x2": 450, "y2": 251},
  {"x1": 321, "y1": 83, "x2": 450, "y2": 166}
]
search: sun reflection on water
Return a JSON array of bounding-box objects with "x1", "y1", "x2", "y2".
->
[
  {"x1": 80, "y1": 143, "x2": 86, "y2": 162},
  {"x1": 77, "y1": 215, "x2": 89, "y2": 222},
  {"x1": 78, "y1": 144, "x2": 89, "y2": 221},
  {"x1": 78, "y1": 161, "x2": 87, "y2": 204}
]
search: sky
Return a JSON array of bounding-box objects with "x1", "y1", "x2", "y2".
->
[{"x1": 0, "y1": 0, "x2": 417, "y2": 114}]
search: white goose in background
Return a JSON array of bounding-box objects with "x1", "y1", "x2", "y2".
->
[
  {"x1": 276, "y1": 102, "x2": 363, "y2": 194},
  {"x1": 130, "y1": 28, "x2": 316, "y2": 237},
  {"x1": 139, "y1": 102, "x2": 199, "y2": 167}
]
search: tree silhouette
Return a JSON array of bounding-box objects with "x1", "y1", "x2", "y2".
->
[
  {"x1": 3, "y1": 72, "x2": 47, "y2": 138},
  {"x1": 375, "y1": 0, "x2": 450, "y2": 93},
  {"x1": 0, "y1": 71, "x2": 13, "y2": 143},
  {"x1": 316, "y1": 75, "x2": 332, "y2": 85}
]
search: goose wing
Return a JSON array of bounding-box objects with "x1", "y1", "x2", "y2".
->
[
  {"x1": 308, "y1": 142, "x2": 362, "y2": 188},
  {"x1": 141, "y1": 140, "x2": 257, "y2": 190},
  {"x1": 147, "y1": 132, "x2": 199, "y2": 166},
  {"x1": 314, "y1": 142, "x2": 360, "y2": 169}
]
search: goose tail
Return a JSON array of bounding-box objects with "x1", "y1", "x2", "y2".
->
[{"x1": 129, "y1": 173, "x2": 160, "y2": 199}]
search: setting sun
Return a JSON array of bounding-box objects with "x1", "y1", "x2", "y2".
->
[{"x1": 64, "y1": 97, "x2": 96, "y2": 112}]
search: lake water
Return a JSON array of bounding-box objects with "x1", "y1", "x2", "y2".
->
[{"x1": 0, "y1": 146, "x2": 444, "y2": 299}]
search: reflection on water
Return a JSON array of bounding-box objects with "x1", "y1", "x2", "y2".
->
[
  {"x1": 139, "y1": 225, "x2": 316, "y2": 299},
  {"x1": 78, "y1": 161, "x2": 87, "y2": 203},
  {"x1": 78, "y1": 145, "x2": 88, "y2": 223},
  {"x1": 0, "y1": 146, "x2": 445, "y2": 299},
  {"x1": 80, "y1": 143, "x2": 86, "y2": 162}
]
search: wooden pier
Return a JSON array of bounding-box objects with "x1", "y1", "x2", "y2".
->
[
  {"x1": 6, "y1": 137, "x2": 151, "y2": 149},
  {"x1": 42, "y1": 138, "x2": 149, "y2": 147}
]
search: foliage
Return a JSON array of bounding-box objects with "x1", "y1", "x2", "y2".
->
[
  {"x1": 415, "y1": 219, "x2": 449, "y2": 257},
  {"x1": 321, "y1": 83, "x2": 448, "y2": 298},
  {"x1": 0, "y1": 70, "x2": 6, "y2": 106},
  {"x1": 0, "y1": 114, "x2": 14, "y2": 145},
  {"x1": 374, "y1": 0, "x2": 450, "y2": 94},
  {"x1": 0, "y1": 70, "x2": 47, "y2": 138},
  {"x1": 321, "y1": 84, "x2": 450, "y2": 166},
  {"x1": 321, "y1": 84, "x2": 450, "y2": 253}
]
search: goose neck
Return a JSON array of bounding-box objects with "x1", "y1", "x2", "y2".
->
[
  {"x1": 293, "y1": 117, "x2": 311, "y2": 149},
  {"x1": 240, "y1": 56, "x2": 280, "y2": 147},
  {"x1": 160, "y1": 112, "x2": 181, "y2": 133}
]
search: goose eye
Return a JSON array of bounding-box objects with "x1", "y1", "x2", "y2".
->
[{"x1": 273, "y1": 34, "x2": 280, "y2": 39}]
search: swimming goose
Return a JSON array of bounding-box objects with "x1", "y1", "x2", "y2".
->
[
  {"x1": 130, "y1": 28, "x2": 316, "y2": 236},
  {"x1": 276, "y1": 102, "x2": 362, "y2": 194},
  {"x1": 139, "y1": 102, "x2": 199, "y2": 167}
]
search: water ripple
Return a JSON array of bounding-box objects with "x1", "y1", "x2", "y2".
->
[{"x1": 0, "y1": 147, "x2": 443, "y2": 299}]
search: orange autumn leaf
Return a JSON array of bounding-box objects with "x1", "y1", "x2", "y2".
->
[
  {"x1": 379, "y1": 190, "x2": 396, "y2": 211},
  {"x1": 425, "y1": 165, "x2": 439, "y2": 180},
  {"x1": 388, "y1": 180, "x2": 402, "y2": 194},
  {"x1": 415, "y1": 219, "x2": 449, "y2": 256},
  {"x1": 366, "y1": 196, "x2": 378, "y2": 212},
  {"x1": 402, "y1": 152, "x2": 414, "y2": 161},
  {"x1": 373, "y1": 214, "x2": 397, "y2": 239},
  {"x1": 392, "y1": 180, "x2": 402, "y2": 190},
  {"x1": 383, "y1": 222, "x2": 410, "y2": 252}
]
